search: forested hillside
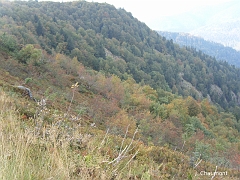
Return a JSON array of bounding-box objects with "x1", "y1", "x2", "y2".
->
[
  {"x1": 1, "y1": 1, "x2": 240, "y2": 110},
  {"x1": 1, "y1": 1, "x2": 240, "y2": 179},
  {"x1": 158, "y1": 31, "x2": 240, "y2": 67}
]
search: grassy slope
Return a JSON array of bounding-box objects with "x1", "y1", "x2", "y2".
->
[
  {"x1": 1, "y1": 86, "x2": 239, "y2": 180},
  {"x1": 0, "y1": 52, "x2": 239, "y2": 179}
]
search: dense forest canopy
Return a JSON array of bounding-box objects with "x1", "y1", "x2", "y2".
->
[
  {"x1": 1, "y1": 1, "x2": 240, "y2": 110},
  {"x1": 158, "y1": 31, "x2": 240, "y2": 68}
]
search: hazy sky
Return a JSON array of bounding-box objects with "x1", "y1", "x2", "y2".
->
[
  {"x1": 88, "y1": 0, "x2": 233, "y2": 30},
  {"x1": 38, "y1": 0, "x2": 235, "y2": 30}
]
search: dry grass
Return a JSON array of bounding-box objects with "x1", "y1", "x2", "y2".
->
[
  {"x1": 0, "y1": 90, "x2": 100, "y2": 180},
  {"x1": 1, "y1": 89, "x2": 239, "y2": 180},
  {"x1": 1, "y1": 91, "x2": 49, "y2": 179},
  {"x1": 0, "y1": 90, "x2": 140, "y2": 179}
]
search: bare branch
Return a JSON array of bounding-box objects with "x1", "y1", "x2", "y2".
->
[
  {"x1": 113, "y1": 149, "x2": 139, "y2": 174},
  {"x1": 119, "y1": 124, "x2": 130, "y2": 155},
  {"x1": 122, "y1": 127, "x2": 138, "y2": 158},
  {"x1": 107, "y1": 127, "x2": 138, "y2": 166},
  {"x1": 98, "y1": 128, "x2": 109, "y2": 150},
  {"x1": 194, "y1": 159, "x2": 202, "y2": 169}
]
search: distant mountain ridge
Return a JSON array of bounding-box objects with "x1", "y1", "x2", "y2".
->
[
  {"x1": 190, "y1": 20, "x2": 240, "y2": 51},
  {"x1": 158, "y1": 31, "x2": 240, "y2": 67},
  {"x1": 156, "y1": 0, "x2": 240, "y2": 51},
  {"x1": 190, "y1": 0, "x2": 240, "y2": 51}
]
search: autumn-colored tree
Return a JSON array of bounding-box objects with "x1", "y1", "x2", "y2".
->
[
  {"x1": 201, "y1": 99, "x2": 216, "y2": 117},
  {"x1": 55, "y1": 53, "x2": 80, "y2": 75},
  {"x1": 106, "y1": 109, "x2": 137, "y2": 138},
  {"x1": 166, "y1": 98, "x2": 188, "y2": 119},
  {"x1": 93, "y1": 74, "x2": 125, "y2": 103},
  {"x1": 89, "y1": 95, "x2": 120, "y2": 127},
  {"x1": 186, "y1": 96, "x2": 201, "y2": 117},
  {"x1": 122, "y1": 77, "x2": 152, "y2": 111},
  {"x1": 159, "y1": 120, "x2": 183, "y2": 148},
  {"x1": 142, "y1": 85, "x2": 158, "y2": 101}
]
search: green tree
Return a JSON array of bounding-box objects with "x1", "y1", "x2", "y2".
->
[
  {"x1": 36, "y1": 20, "x2": 44, "y2": 36},
  {"x1": 94, "y1": 39, "x2": 106, "y2": 59},
  {"x1": 17, "y1": 44, "x2": 42, "y2": 65},
  {"x1": 0, "y1": 33, "x2": 18, "y2": 53},
  {"x1": 150, "y1": 102, "x2": 167, "y2": 119}
]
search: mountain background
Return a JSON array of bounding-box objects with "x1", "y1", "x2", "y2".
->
[
  {"x1": 158, "y1": 31, "x2": 240, "y2": 67},
  {"x1": 156, "y1": 0, "x2": 240, "y2": 51},
  {"x1": 1, "y1": 1, "x2": 240, "y2": 179}
]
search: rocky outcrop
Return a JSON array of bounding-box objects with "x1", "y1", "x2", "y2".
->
[{"x1": 15, "y1": 86, "x2": 37, "y2": 102}]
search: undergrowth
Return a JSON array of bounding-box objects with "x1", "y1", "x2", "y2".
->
[
  {"x1": 0, "y1": 89, "x2": 239, "y2": 180},
  {"x1": 0, "y1": 89, "x2": 148, "y2": 179}
]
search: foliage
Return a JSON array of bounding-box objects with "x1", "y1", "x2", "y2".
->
[
  {"x1": 0, "y1": 90, "x2": 239, "y2": 179},
  {"x1": 0, "y1": 1, "x2": 240, "y2": 179},
  {"x1": 158, "y1": 31, "x2": 240, "y2": 67},
  {"x1": 0, "y1": 33, "x2": 18, "y2": 53},
  {"x1": 17, "y1": 44, "x2": 42, "y2": 65},
  {"x1": 1, "y1": 1, "x2": 240, "y2": 110}
]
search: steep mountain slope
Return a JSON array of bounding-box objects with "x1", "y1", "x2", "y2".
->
[
  {"x1": 158, "y1": 31, "x2": 240, "y2": 67},
  {"x1": 1, "y1": 1, "x2": 240, "y2": 110},
  {"x1": 1, "y1": 1, "x2": 240, "y2": 179},
  {"x1": 155, "y1": 0, "x2": 240, "y2": 51},
  {"x1": 0, "y1": 87, "x2": 239, "y2": 179}
]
